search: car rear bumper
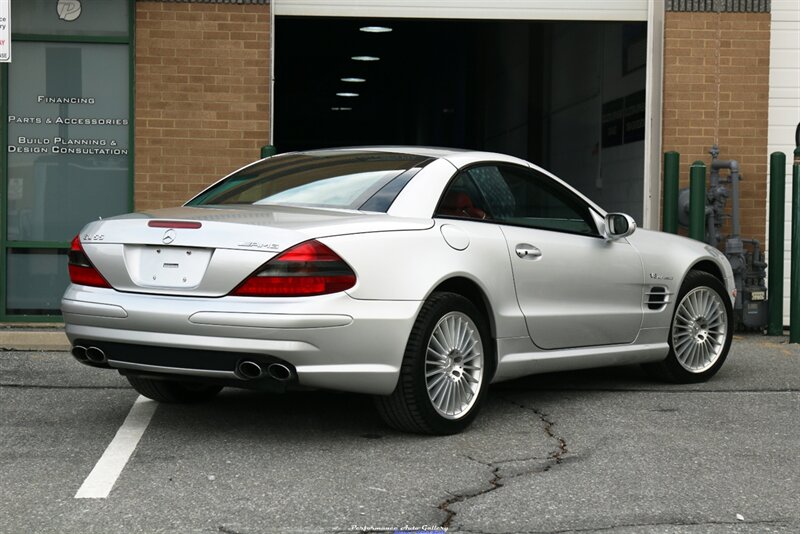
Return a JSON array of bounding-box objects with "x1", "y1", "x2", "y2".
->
[{"x1": 62, "y1": 285, "x2": 422, "y2": 395}]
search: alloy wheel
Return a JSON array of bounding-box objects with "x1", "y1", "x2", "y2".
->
[
  {"x1": 671, "y1": 286, "x2": 728, "y2": 373},
  {"x1": 424, "y1": 311, "x2": 484, "y2": 419}
]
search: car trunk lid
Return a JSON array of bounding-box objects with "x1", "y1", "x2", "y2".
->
[{"x1": 75, "y1": 205, "x2": 432, "y2": 297}]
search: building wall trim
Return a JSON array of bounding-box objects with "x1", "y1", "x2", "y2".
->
[
  {"x1": 272, "y1": 1, "x2": 649, "y2": 21},
  {"x1": 666, "y1": 0, "x2": 770, "y2": 12}
]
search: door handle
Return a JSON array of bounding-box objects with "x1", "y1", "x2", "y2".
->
[{"x1": 515, "y1": 244, "x2": 542, "y2": 259}]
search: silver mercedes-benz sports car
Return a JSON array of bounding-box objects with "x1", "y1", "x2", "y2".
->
[{"x1": 63, "y1": 147, "x2": 735, "y2": 434}]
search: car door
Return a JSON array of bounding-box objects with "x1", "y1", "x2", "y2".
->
[{"x1": 440, "y1": 164, "x2": 644, "y2": 350}]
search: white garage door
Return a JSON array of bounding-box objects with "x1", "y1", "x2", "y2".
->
[
  {"x1": 767, "y1": 0, "x2": 800, "y2": 326},
  {"x1": 273, "y1": 0, "x2": 649, "y2": 21}
]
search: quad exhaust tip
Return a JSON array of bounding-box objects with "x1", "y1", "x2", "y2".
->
[
  {"x1": 267, "y1": 363, "x2": 292, "y2": 381},
  {"x1": 236, "y1": 360, "x2": 294, "y2": 381},
  {"x1": 85, "y1": 346, "x2": 107, "y2": 364},
  {"x1": 237, "y1": 360, "x2": 264, "y2": 380},
  {"x1": 71, "y1": 345, "x2": 88, "y2": 362},
  {"x1": 71, "y1": 345, "x2": 108, "y2": 365}
]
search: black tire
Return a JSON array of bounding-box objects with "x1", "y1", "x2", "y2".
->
[
  {"x1": 643, "y1": 271, "x2": 733, "y2": 383},
  {"x1": 375, "y1": 292, "x2": 492, "y2": 435},
  {"x1": 126, "y1": 376, "x2": 222, "y2": 403}
]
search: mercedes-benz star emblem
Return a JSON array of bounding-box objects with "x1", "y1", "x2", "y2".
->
[{"x1": 162, "y1": 229, "x2": 176, "y2": 244}]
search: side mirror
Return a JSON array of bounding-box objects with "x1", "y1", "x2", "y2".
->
[{"x1": 604, "y1": 213, "x2": 636, "y2": 240}]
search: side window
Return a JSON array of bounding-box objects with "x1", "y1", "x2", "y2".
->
[
  {"x1": 435, "y1": 164, "x2": 597, "y2": 236},
  {"x1": 434, "y1": 171, "x2": 491, "y2": 220}
]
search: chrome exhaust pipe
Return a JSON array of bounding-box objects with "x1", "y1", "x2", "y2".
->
[
  {"x1": 85, "y1": 346, "x2": 107, "y2": 364},
  {"x1": 71, "y1": 345, "x2": 88, "y2": 362},
  {"x1": 237, "y1": 360, "x2": 264, "y2": 380},
  {"x1": 267, "y1": 363, "x2": 293, "y2": 382}
]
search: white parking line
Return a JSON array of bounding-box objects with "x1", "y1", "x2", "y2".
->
[{"x1": 75, "y1": 395, "x2": 157, "y2": 499}]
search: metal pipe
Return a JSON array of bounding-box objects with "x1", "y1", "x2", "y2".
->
[
  {"x1": 237, "y1": 360, "x2": 264, "y2": 380},
  {"x1": 267, "y1": 363, "x2": 293, "y2": 382},
  {"x1": 729, "y1": 161, "x2": 741, "y2": 239},
  {"x1": 663, "y1": 151, "x2": 679, "y2": 234},
  {"x1": 71, "y1": 345, "x2": 88, "y2": 362},
  {"x1": 711, "y1": 156, "x2": 742, "y2": 238},
  {"x1": 768, "y1": 152, "x2": 787, "y2": 335},
  {"x1": 85, "y1": 347, "x2": 107, "y2": 364},
  {"x1": 791, "y1": 147, "x2": 800, "y2": 343},
  {"x1": 707, "y1": 147, "x2": 721, "y2": 246},
  {"x1": 689, "y1": 160, "x2": 706, "y2": 242}
]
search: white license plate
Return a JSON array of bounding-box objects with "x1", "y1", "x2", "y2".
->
[
  {"x1": 127, "y1": 245, "x2": 212, "y2": 288},
  {"x1": 749, "y1": 290, "x2": 766, "y2": 301}
]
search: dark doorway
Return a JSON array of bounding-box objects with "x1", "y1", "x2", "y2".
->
[{"x1": 275, "y1": 17, "x2": 647, "y2": 219}]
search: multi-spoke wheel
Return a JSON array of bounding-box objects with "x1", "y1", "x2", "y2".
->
[
  {"x1": 375, "y1": 292, "x2": 491, "y2": 434},
  {"x1": 644, "y1": 271, "x2": 733, "y2": 383},
  {"x1": 425, "y1": 311, "x2": 484, "y2": 419}
]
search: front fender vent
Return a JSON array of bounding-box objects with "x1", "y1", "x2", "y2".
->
[{"x1": 645, "y1": 286, "x2": 671, "y2": 311}]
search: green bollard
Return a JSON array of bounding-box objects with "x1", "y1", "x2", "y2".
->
[
  {"x1": 791, "y1": 147, "x2": 800, "y2": 343},
  {"x1": 260, "y1": 145, "x2": 277, "y2": 158},
  {"x1": 663, "y1": 152, "x2": 680, "y2": 234},
  {"x1": 768, "y1": 152, "x2": 787, "y2": 335},
  {"x1": 689, "y1": 160, "x2": 706, "y2": 242}
]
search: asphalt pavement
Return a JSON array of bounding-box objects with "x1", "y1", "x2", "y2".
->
[{"x1": 1, "y1": 334, "x2": 798, "y2": 533}]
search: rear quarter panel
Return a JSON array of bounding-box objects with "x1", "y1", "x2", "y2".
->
[{"x1": 322, "y1": 220, "x2": 529, "y2": 339}]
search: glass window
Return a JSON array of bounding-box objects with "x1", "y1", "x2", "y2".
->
[
  {"x1": 6, "y1": 41, "x2": 130, "y2": 242},
  {"x1": 11, "y1": 0, "x2": 129, "y2": 38},
  {"x1": 189, "y1": 151, "x2": 430, "y2": 212},
  {"x1": 436, "y1": 164, "x2": 597, "y2": 236},
  {"x1": 6, "y1": 249, "x2": 69, "y2": 315}
]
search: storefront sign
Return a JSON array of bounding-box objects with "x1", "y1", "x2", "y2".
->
[
  {"x1": 0, "y1": 0, "x2": 10, "y2": 62},
  {"x1": 7, "y1": 93, "x2": 129, "y2": 155},
  {"x1": 1, "y1": 1, "x2": 131, "y2": 318},
  {"x1": 6, "y1": 41, "x2": 131, "y2": 246}
]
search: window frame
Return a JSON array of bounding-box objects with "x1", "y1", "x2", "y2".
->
[{"x1": 434, "y1": 161, "x2": 603, "y2": 238}]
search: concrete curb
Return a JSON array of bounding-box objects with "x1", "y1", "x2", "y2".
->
[{"x1": 0, "y1": 330, "x2": 71, "y2": 351}]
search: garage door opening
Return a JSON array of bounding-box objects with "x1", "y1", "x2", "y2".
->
[{"x1": 275, "y1": 17, "x2": 647, "y2": 220}]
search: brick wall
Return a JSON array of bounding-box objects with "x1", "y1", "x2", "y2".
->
[
  {"x1": 135, "y1": 2, "x2": 271, "y2": 210},
  {"x1": 662, "y1": 12, "x2": 771, "y2": 244}
]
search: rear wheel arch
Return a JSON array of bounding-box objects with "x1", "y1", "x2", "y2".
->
[
  {"x1": 375, "y1": 291, "x2": 492, "y2": 434},
  {"x1": 430, "y1": 277, "x2": 497, "y2": 375}
]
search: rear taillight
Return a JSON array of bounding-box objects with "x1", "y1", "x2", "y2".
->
[
  {"x1": 231, "y1": 240, "x2": 356, "y2": 297},
  {"x1": 68, "y1": 235, "x2": 112, "y2": 288}
]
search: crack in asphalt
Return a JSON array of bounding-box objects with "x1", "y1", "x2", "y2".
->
[
  {"x1": 499, "y1": 396, "x2": 568, "y2": 468},
  {"x1": 438, "y1": 397, "x2": 568, "y2": 530}
]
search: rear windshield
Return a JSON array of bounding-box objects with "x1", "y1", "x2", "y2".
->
[{"x1": 186, "y1": 151, "x2": 431, "y2": 212}]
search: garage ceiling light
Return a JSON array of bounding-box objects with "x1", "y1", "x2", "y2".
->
[
  {"x1": 360, "y1": 26, "x2": 392, "y2": 33},
  {"x1": 351, "y1": 56, "x2": 380, "y2": 62},
  {"x1": 341, "y1": 77, "x2": 366, "y2": 83},
  {"x1": 331, "y1": 107, "x2": 352, "y2": 111},
  {"x1": 336, "y1": 92, "x2": 359, "y2": 97}
]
